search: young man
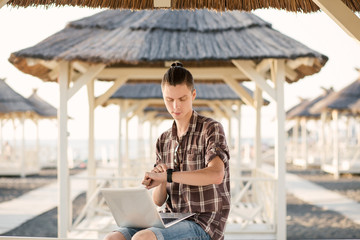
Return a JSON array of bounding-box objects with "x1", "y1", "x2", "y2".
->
[{"x1": 104, "y1": 62, "x2": 230, "y2": 240}]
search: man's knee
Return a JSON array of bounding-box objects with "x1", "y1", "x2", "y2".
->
[
  {"x1": 103, "y1": 231, "x2": 126, "y2": 240},
  {"x1": 132, "y1": 229, "x2": 157, "y2": 240}
]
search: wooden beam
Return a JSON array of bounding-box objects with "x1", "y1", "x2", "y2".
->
[
  {"x1": 67, "y1": 64, "x2": 105, "y2": 101},
  {"x1": 312, "y1": 0, "x2": 360, "y2": 43},
  {"x1": 286, "y1": 57, "x2": 315, "y2": 69},
  {"x1": 223, "y1": 75, "x2": 255, "y2": 108},
  {"x1": 232, "y1": 60, "x2": 276, "y2": 101},
  {"x1": 214, "y1": 100, "x2": 237, "y2": 118},
  {"x1": 97, "y1": 67, "x2": 246, "y2": 80},
  {"x1": 0, "y1": 0, "x2": 9, "y2": 8},
  {"x1": 95, "y1": 76, "x2": 128, "y2": 108}
]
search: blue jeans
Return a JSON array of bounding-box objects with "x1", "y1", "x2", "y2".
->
[{"x1": 115, "y1": 220, "x2": 211, "y2": 240}]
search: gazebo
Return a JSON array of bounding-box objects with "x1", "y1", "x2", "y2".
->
[
  {"x1": 310, "y1": 70, "x2": 360, "y2": 178},
  {"x1": 286, "y1": 87, "x2": 334, "y2": 168},
  {"x1": 0, "y1": 79, "x2": 55, "y2": 176},
  {"x1": 8, "y1": 9, "x2": 327, "y2": 239}
]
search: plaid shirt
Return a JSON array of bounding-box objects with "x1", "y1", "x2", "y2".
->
[{"x1": 155, "y1": 111, "x2": 231, "y2": 240}]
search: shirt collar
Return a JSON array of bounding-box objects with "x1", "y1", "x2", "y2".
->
[{"x1": 171, "y1": 110, "x2": 198, "y2": 139}]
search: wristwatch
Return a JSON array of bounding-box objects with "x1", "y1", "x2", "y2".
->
[{"x1": 166, "y1": 169, "x2": 174, "y2": 183}]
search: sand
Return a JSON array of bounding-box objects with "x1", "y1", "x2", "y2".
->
[{"x1": 1, "y1": 167, "x2": 360, "y2": 239}]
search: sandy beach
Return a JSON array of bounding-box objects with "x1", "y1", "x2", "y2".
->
[{"x1": 1, "y1": 166, "x2": 359, "y2": 239}]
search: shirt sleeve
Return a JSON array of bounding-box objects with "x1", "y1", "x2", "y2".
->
[{"x1": 204, "y1": 121, "x2": 230, "y2": 166}]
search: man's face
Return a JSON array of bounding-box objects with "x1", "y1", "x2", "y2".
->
[{"x1": 162, "y1": 83, "x2": 196, "y2": 121}]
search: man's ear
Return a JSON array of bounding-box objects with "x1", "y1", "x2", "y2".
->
[{"x1": 192, "y1": 89, "x2": 196, "y2": 100}]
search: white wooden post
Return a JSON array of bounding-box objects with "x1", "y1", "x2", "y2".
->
[
  {"x1": 301, "y1": 118, "x2": 308, "y2": 168},
  {"x1": 86, "y1": 78, "x2": 96, "y2": 217},
  {"x1": 35, "y1": 120, "x2": 40, "y2": 171},
  {"x1": 20, "y1": 116, "x2": 25, "y2": 178},
  {"x1": 118, "y1": 102, "x2": 124, "y2": 178},
  {"x1": 58, "y1": 61, "x2": 70, "y2": 238},
  {"x1": 125, "y1": 116, "x2": 129, "y2": 167},
  {"x1": 332, "y1": 110, "x2": 340, "y2": 179},
  {"x1": 237, "y1": 103, "x2": 242, "y2": 171},
  {"x1": 228, "y1": 117, "x2": 232, "y2": 150},
  {"x1": 272, "y1": 59, "x2": 286, "y2": 240},
  {"x1": 294, "y1": 118, "x2": 300, "y2": 162},
  {"x1": 254, "y1": 86, "x2": 262, "y2": 168},
  {"x1": 320, "y1": 112, "x2": 327, "y2": 166}
]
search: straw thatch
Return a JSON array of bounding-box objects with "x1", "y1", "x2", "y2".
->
[
  {"x1": 107, "y1": 82, "x2": 270, "y2": 105},
  {"x1": 27, "y1": 89, "x2": 57, "y2": 118},
  {"x1": 6, "y1": 0, "x2": 360, "y2": 13},
  {"x1": 0, "y1": 78, "x2": 36, "y2": 118},
  {"x1": 9, "y1": 9, "x2": 327, "y2": 83},
  {"x1": 310, "y1": 78, "x2": 360, "y2": 114},
  {"x1": 286, "y1": 87, "x2": 334, "y2": 120}
]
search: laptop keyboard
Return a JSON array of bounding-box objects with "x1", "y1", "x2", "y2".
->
[{"x1": 162, "y1": 218, "x2": 178, "y2": 224}]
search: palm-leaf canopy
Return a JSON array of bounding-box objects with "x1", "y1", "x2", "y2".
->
[
  {"x1": 0, "y1": 78, "x2": 36, "y2": 118},
  {"x1": 5, "y1": 0, "x2": 360, "y2": 13},
  {"x1": 310, "y1": 78, "x2": 360, "y2": 114},
  {"x1": 286, "y1": 87, "x2": 334, "y2": 120},
  {"x1": 27, "y1": 89, "x2": 57, "y2": 118},
  {"x1": 9, "y1": 9, "x2": 327, "y2": 83}
]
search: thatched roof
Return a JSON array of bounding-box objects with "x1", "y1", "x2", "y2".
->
[
  {"x1": 9, "y1": 9, "x2": 327, "y2": 83},
  {"x1": 310, "y1": 78, "x2": 360, "y2": 114},
  {"x1": 107, "y1": 82, "x2": 270, "y2": 105},
  {"x1": 286, "y1": 87, "x2": 334, "y2": 120},
  {"x1": 6, "y1": 0, "x2": 360, "y2": 13},
  {"x1": 27, "y1": 89, "x2": 57, "y2": 118},
  {"x1": 0, "y1": 78, "x2": 37, "y2": 118}
]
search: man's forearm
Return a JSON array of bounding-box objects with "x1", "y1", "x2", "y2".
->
[
  {"x1": 172, "y1": 157, "x2": 225, "y2": 186},
  {"x1": 153, "y1": 182, "x2": 167, "y2": 207}
]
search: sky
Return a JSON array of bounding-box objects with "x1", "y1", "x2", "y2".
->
[{"x1": 1, "y1": 5, "x2": 360, "y2": 143}]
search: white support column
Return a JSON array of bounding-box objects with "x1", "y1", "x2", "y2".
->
[
  {"x1": 117, "y1": 102, "x2": 124, "y2": 186},
  {"x1": 35, "y1": 120, "x2": 40, "y2": 171},
  {"x1": 294, "y1": 118, "x2": 300, "y2": 161},
  {"x1": 254, "y1": 86, "x2": 263, "y2": 168},
  {"x1": 312, "y1": 0, "x2": 360, "y2": 44},
  {"x1": 301, "y1": 118, "x2": 308, "y2": 168},
  {"x1": 86, "y1": 78, "x2": 96, "y2": 216},
  {"x1": 332, "y1": 110, "x2": 340, "y2": 179},
  {"x1": 20, "y1": 116, "x2": 25, "y2": 178},
  {"x1": 57, "y1": 61, "x2": 70, "y2": 238},
  {"x1": 228, "y1": 117, "x2": 232, "y2": 150},
  {"x1": 125, "y1": 116, "x2": 129, "y2": 167},
  {"x1": 237, "y1": 103, "x2": 242, "y2": 171},
  {"x1": 320, "y1": 112, "x2": 327, "y2": 166},
  {"x1": 272, "y1": 59, "x2": 286, "y2": 240}
]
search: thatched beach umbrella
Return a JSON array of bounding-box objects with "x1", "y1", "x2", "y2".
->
[
  {"x1": 0, "y1": 78, "x2": 38, "y2": 177},
  {"x1": 286, "y1": 88, "x2": 333, "y2": 168},
  {"x1": 8, "y1": 9, "x2": 327, "y2": 239},
  {"x1": 309, "y1": 72, "x2": 360, "y2": 178},
  {"x1": 3, "y1": 0, "x2": 360, "y2": 13},
  {"x1": 27, "y1": 89, "x2": 57, "y2": 119},
  {"x1": 2, "y1": 0, "x2": 360, "y2": 49}
]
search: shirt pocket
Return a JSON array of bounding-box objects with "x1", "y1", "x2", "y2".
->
[{"x1": 184, "y1": 148, "x2": 205, "y2": 171}]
